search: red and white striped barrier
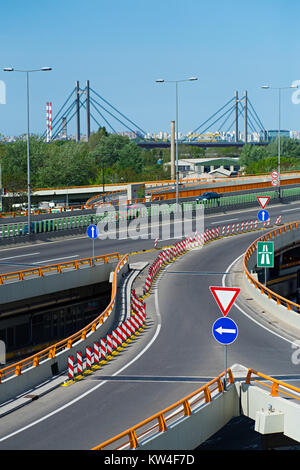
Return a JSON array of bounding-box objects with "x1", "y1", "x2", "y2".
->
[
  {"x1": 94, "y1": 342, "x2": 100, "y2": 364},
  {"x1": 106, "y1": 335, "x2": 112, "y2": 355},
  {"x1": 119, "y1": 323, "x2": 127, "y2": 343},
  {"x1": 86, "y1": 346, "x2": 92, "y2": 369},
  {"x1": 275, "y1": 215, "x2": 282, "y2": 225},
  {"x1": 68, "y1": 356, "x2": 74, "y2": 379},
  {"x1": 112, "y1": 330, "x2": 118, "y2": 350},
  {"x1": 100, "y1": 338, "x2": 106, "y2": 359},
  {"x1": 77, "y1": 351, "x2": 83, "y2": 374}
]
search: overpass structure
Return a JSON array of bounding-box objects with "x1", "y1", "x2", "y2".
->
[
  {"x1": 1, "y1": 169, "x2": 298, "y2": 216},
  {"x1": 0, "y1": 203, "x2": 300, "y2": 450}
]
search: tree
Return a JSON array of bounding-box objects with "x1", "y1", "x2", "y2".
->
[
  {"x1": 239, "y1": 144, "x2": 268, "y2": 170},
  {"x1": 246, "y1": 156, "x2": 300, "y2": 174}
]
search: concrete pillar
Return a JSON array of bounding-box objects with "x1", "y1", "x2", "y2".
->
[
  {"x1": 75, "y1": 81, "x2": 80, "y2": 143},
  {"x1": 170, "y1": 120, "x2": 175, "y2": 180},
  {"x1": 244, "y1": 90, "x2": 248, "y2": 143},
  {"x1": 235, "y1": 90, "x2": 239, "y2": 143},
  {"x1": 86, "y1": 80, "x2": 90, "y2": 142}
]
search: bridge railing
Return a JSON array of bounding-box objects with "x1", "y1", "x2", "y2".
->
[
  {"x1": 0, "y1": 252, "x2": 120, "y2": 284},
  {"x1": 245, "y1": 369, "x2": 300, "y2": 401},
  {"x1": 92, "y1": 369, "x2": 235, "y2": 450},
  {"x1": 0, "y1": 252, "x2": 126, "y2": 382},
  {"x1": 243, "y1": 221, "x2": 300, "y2": 313},
  {"x1": 92, "y1": 367, "x2": 300, "y2": 450}
]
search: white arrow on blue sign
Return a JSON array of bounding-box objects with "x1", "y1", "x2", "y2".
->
[
  {"x1": 257, "y1": 209, "x2": 269, "y2": 222},
  {"x1": 87, "y1": 224, "x2": 98, "y2": 239},
  {"x1": 212, "y1": 317, "x2": 238, "y2": 345}
]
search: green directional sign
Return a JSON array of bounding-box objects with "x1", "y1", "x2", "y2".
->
[{"x1": 257, "y1": 241, "x2": 274, "y2": 268}]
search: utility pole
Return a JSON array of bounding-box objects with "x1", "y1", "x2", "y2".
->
[{"x1": 170, "y1": 120, "x2": 175, "y2": 180}]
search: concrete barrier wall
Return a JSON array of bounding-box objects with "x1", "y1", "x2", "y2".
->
[
  {"x1": 240, "y1": 383, "x2": 300, "y2": 443},
  {"x1": 0, "y1": 261, "x2": 118, "y2": 304},
  {"x1": 138, "y1": 385, "x2": 240, "y2": 450},
  {"x1": 0, "y1": 261, "x2": 129, "y2": 404}
]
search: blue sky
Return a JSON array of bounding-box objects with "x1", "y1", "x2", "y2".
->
[{"x1": 0, "y1": 0, "x2": 300, "y2": 137}]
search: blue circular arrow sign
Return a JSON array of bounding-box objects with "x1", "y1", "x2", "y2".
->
[
  {"x1": 257, "y1": 209, "x2": 270, "y2": 222},
  {"x1": 86, "y1": 224, "x2": 98, "y2": 239},
  {"x1": 212, "y1": 317, "x2": 238, "y2": 345}
]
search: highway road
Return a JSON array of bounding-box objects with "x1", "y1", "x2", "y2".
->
[
  {"x1": 0, "y1": 198, "x2": 300, "y2": 449},
  {"x1": 0, "y1": 198, "x2": 299, "y2": 274}
]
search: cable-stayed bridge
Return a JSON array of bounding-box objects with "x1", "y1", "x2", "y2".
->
[{"x1": 43, "y1": 81, "x2": 267, "y2": 147}]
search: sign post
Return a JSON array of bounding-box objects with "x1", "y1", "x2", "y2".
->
[
  {"x1": 257, "y1": 241, "x2": 274, "y2": 286},
  {"x1": 209, "y1": 286, "x2": 240, "y2": 390},
  {"x1": 271, "y1": 170, "x2": 279, "y2": 190},
  {"x1": 87, "y1": 224, "x2": 99, "y2": 264},
  {"x1": 257, "y1": 197, "x2": 270, "y2": 224}
]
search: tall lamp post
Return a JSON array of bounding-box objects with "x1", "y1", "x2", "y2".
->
[
  {"x1": 261, "y1": 84, "x2": 298, "y2": 199},
  {"x1": 3, "y1": 66, "x2": 52, "y2": 233},
  {"x1": 156, "y1": 77, "x2": 197, "y2": 205}
]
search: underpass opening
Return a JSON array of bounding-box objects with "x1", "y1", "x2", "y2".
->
[{"x1": 0, "y1": 281, "x2": 111, "y2": 363}]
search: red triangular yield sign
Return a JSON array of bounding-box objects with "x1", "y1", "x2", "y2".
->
[
  {"x1": 209, "y1": 286, "x2": 240, "y2": 316},
  {"x1": 257, "y1": 196, "x2": 270, "y2": 209}
]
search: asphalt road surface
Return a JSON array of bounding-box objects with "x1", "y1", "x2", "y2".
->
[{"x1": 0, "y1": 199, "x2": 300, "y2": 449}]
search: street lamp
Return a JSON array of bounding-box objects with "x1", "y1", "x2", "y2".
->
[
  {"x1": 261, "y1": 84, "x2": 298, "y2": 199},
  {"x1": 156, "y1": 77, "x2": 197, "y2": 205},
  {"x1": 3, "y1": 66, "x2": 52, "y2": 233}
]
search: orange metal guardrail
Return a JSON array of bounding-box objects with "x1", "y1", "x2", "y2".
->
[
  {"x1": 246, "y1": 369, "x2": 300, "y2": 401},
  {"x1": 0, "y1": 252, "x2": 126, "y2": 382},
  {"x1": 92, "y1": 369, "x2": 235, "y2": 450},
  {"x1": 243, "y1": 221, "x2": 300, "y2": 313},
  {"x1": 92, "y1": 367, "x2": 300, "y2": 450},
  {"x1": 151, "y1": 176, "x2": 300, "y2": 201},
  {"x1": 0, "y1": 252, "x2": 120, "y2": 285}
]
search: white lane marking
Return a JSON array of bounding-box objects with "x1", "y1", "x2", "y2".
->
[
  {"x1": 0, "y1": 287, "x2": 162, "y2": 444},
  {"x1": 34, "y1": 255, "x2": 79, "y2": 264},
  {"x1": 0, "y1": 236, "x2": 87, "y2": 253},
  {"x1": 282, "y1": 208, "x2": 300, "y2": 212},
  {"x1": 0, "y1": 252, "x2": 40, "y2": 261},
  {"x1": 210, "y1": 218, "x2": 238, "y2": 225},
  {"x1": 222, "y1": 254, "x2": 294, "y2": 346}
]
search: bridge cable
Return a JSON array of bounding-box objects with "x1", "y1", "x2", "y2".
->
[
  {"x1": 90, "y1": 88, "x2": 147, "y2": 136},
  {"x1": 88, "y1": 100, "x2": 117, "y2": 134},
  {"x1": 90, "y1": 96, "x2": 140, "y2": 135},
  {"x1": 189, "y1": 97, "x2": 235, "y2": 137},
  {"x1": 247, "y1": 98, "x2": 266, "y2": 131}
]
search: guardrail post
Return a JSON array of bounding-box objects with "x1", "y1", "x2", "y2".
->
[
  {"x1": 204, "y1": 386, "x2": 212, "y2": 402},
  {"x1": 183, "y1": 399, "x2": 192, "y2": 416},
  {"x1": 129, "y1": 430, "x2": 139, "y2": 449},
  {"x1": 157, "y1": 413, "x2": 167, "y2": 432},
  {"x1": 271, "y1": 382, "x2": 279, "y2": 397}
]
